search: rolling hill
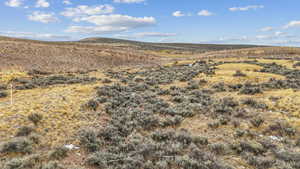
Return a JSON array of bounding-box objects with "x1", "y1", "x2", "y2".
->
[{"x1": 79, "y1": 37, "x2": 265, "y2": 52}]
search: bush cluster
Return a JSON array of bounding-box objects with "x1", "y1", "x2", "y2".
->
[
  {"x1": 14, "y1": 75, "x2": 97, "y2": 90},
  {"x1": 233, "y1": 70, "x2": 247, "y2": 77},
  {"x1": 0, "y1": 91, "x2": 8, "y2": 98}
]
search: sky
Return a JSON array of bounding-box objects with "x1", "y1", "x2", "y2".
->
[{"x1": 0, "y1": 0, "x2": 300, "y2": 46}]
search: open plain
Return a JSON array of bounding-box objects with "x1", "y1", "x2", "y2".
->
[{"x1": 1, "y1": 37, "x2": 300, "y2": 169}]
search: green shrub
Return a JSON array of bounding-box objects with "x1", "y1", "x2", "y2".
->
[
  {"x1": 296, "y1": 138, "x2": 300, "y2": 147},
  {"x1": 102, "y1": 78, "x2": 112, "y2": 84},
  {"x1": 48, "y1": 147, "x2": 68, "y2": 160},
  {"x1": 233, "y1": 70, "x2": 247, "y2": 77},
  {"x1": 28, "y1": 133, "x2": 40, "y2": 144},
  {"x1": 246, "y1": 156, "x2": 274, "y2": 169},
  {"x1": 208, "y1": 121, "x2": 220, "y2": 129},
  {"x1": 267, "y1": 121, "x2": 296, "y2": 136},
  {"x1": 78, "y1": 128, "x2": 100, "y2": 152},
  {"x1": 250, "y1": 117, "x2": 265, "y2": 128},
  {"x1": 192, "y1": 136, "x2": 209, "y2": 145},
  {"x1": 41, "y1": 161, "x2": 65, "y2": 169},
  {"x1": 0, "y1": 137, "x2": 33, "y2": 154},
  {"x1": 15, "y1": 126, "x2": 34, "y2": 137},
  {"x1": 0, "y1": 84, "x2": 7, "y2": 90},
  {"x1": 85, "y1": 99, "x2": 99, "y2": 111},
  {"x1": 28, "y1": 113, "x2": 43, "y2": 125},
  {"x1": 239, "y1": 141, "x2": 266, "y2": 155},
  {"x1": 239, "y1": 84, "x2": 263, "y2": 95},
  {"x1": 209, "y1": 143, "x2": 228, "y2": 155},
  {"x1": 274, "y1": 150, "x2": 300, "y2": 162},
  {"x1": 4, "y1": 155, "x2": 40, "y2": 169},
  {"x1": 0, "y1": 91, "x2": 8, "y2": 98},
  {"x1": 235, "y1": 129, "x2": 246, "y2": 137},
  {"x1": 241, "y1": 98, "x2": 268, "y2": 109},
  {"x1": 293, "y1": 61, "x2": 300, "y2": 67}
]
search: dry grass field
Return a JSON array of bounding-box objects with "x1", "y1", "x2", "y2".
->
[
  {"x1": 0, "y1": 36, "x2": 158, "y2": 72},
  {"x1": 1, "y1": 36, "x2": 300, "y2": 169}
]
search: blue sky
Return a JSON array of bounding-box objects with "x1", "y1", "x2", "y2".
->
[{"x1": 1, "y1": 0, "x2": 300, "y2": 46}]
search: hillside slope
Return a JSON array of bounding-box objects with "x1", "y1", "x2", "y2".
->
[
  {"x1": 0, "y1": 36, "x2": 158, "y2": 72},
  {"x1": 80, "y1": 37, "x2": 265, "y2": 52}
]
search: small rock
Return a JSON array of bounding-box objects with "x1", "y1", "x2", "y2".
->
[{"x1": 64, "y1": 144, "x2": 79, "y2": 150}]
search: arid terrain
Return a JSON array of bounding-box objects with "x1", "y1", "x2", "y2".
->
[{"x1": 1, "y1": 36, "x2": 300, "y2": 169}]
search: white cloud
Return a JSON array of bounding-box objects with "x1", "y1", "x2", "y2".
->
[
  {"x1": 61, "y1": 5, "x2": 114, "y2": 18},
  {"x1": 113, "y1": 0, "x2": 145, "y2": 3},
  {"x1": 35, "y1": 0, "x2": 50, "y2": 8},
  {"x1": 75, "y1": 14, "x2": 155, "y2": 27},
  {"x1": 275, "y1": 31, "x2": 285, "y2": 36},
  {"x1": 173, "y1": 11, "x2": 185, "y2": 17},
  {"x1": 229, "y1": 5, "x2": 264, "y2": 12},
  {"x1": 259, "y1": 26, "x2": 273, "y2": 32},
  {"x1": 66, "y1": 14, "x2": 156, "y2": 34},
  {"x1": 5, "y1": 0, "x2": 23, "y2": 7},
  {"x1": 135, "y1": 32, "x2": 177, "y2": 37},
  {"x1": 255, "y1": 35, "x2": 273, "y2": 40},
  {"x1": 0, "y1": 31, "x2": 71, "y2": 40},
  {"x1": 63, "y1": 0, "x2": 72, "y2": 5},
  {"x1": 28, "y1": 11, "x2": 58, "y2": 23},
  {"x1": 203, "y1": 32, "x2": 300, "y2": 46},
  {"x1": 284, "y1": 20, "x2": 300, "y2": 29},
  {"x1": 65, "y1": 26, "x2": 129, "y2": 34},
  {"x1": 198, "y1": 10, "x2": 214, "y2": 16},
  {"x1": 116, "y1": 32, "x2": 177, "y2": 39},
  {"x1": 256, "y1": 31, "x2": 290, "y2": 40}
]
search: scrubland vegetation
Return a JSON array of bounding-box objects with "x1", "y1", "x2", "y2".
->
[{"x1": 1, "y1": 37, "x2": 300, "y2": 168}]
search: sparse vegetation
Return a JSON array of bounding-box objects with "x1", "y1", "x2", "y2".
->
[
  {"x1": 233, "y1": 70, "x2": 247, "y2": 77},
  {"x1": 0, "y1": 137, "x2": 33, "y2": 154},
  {"x1": 27, "y1": 113, "x2": 43, "y2": 125},
  {"x1": 48, "y1": 147, "x2": 68, "y2": 160},
  {"x1": 293, "y1": 61, "x2": 300, "y2": 67},
  {"x1": 15, "y1": 126, "x2": 34, "y2": 137},
  {"x1": 239, "y1": 83, "x2": 263, "y2": 95},
  {"x1": 1, "y1": 41, "x2": 300, "y2": 168},
  {"x1": 0, "y1": 91, "x2": 8, "y2": 98}
]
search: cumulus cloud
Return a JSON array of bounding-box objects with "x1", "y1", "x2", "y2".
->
[
  {"x1": 0, "y1": 31, "x2": 71, "y2": 40},
  {"x1": 256, "y1": 31, "x2": 291, "y2": 40},
  {"x1": 229, "y1": 5, "x2": 264, "y2": 12},
  {"x1": 172, "y1": 11, "x2": 185, "y2": 17},
  {"x1": 63, "y1": 0, "x2": 72, "y2": 5},
  {"x1": 259, "y1": 26, "x2": 273, "y2": 32},
  {"x1": 198, "y1": 10, "x2": 214, "y2": 16},
  {"x1": 65, "y1": 26, "x2": 129, "y2": 34},
  {"x1": 61, "y1": 5, "x2": 114, "y2": 18},
  {"x1": 35, "y1": 0, "x2": 50, "y2": 8},
  {"x1": 5, "y1": 0, "x2": 23, "y2": 7},
  {"x1": 135, "y1": 32, "x2": 177, "y2": 37},
  {"x1": 76, "y1": 14, "x2": 155, "y2": 26},
  {"x1": 65, "y1": 15, "x2": 156, "y2": 34},
  {"x1": 113, "y1": 0, "x2": 145, "y2": 3},
  {"x1": 284, "y1": 20, "x2": 300, "y2": 29},
  {"x1": 211, "y1": 30, "x2": 298, "y2": 46},
  {"x1": 274, "y1": 31, "x2": 285, "y2": 36},
  {"x1": 28, "y1": 11, "x2": 58, "y2": 23},
  {"x1": 116, "y1": 32, "x2": 177, "y2": 39}
]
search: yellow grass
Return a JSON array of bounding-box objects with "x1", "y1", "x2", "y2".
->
[
  {"x1": 257, "y1": 59, "x2": 295, "y2": 69},
  {"x1": 216, "y1": 63, "x2": 262, "y2": 71},
  {"x1": 0, "y1": 72, "x2": 108, "y2": 147},
  {"x1": 0, "y1": 70, "x2": 28, "y2": 84},
  {"x1": 196, "y1": 63, "x2": 285, "y2": 86},
  {"x1": 263, "y1": 89, "x2": 300, "y2": 130},
  {"x1": 164, "y1": 60, "x2": 195, "y2": 66}
]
